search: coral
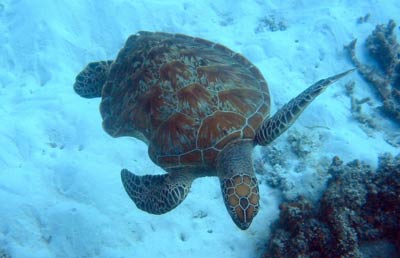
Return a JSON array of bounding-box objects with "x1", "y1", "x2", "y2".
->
[
  {"x1": 0, "y1": 249, "x2": 11, "y2": 258},
  {"x1": 256, "y1": 129, "x2": 330, "y2": 201},
  {"x1": 344, "y1": 80, "x2": 378, "y2": 135},
  {"x1": 262, "y1": 153, "x2": 400, "y2": 258},
  {"x1": 344, "y1": 80, "x2": 400, "y2": 147},
  {"x1": 255, "y1": 143, "x2": 290, "y2": 188},
  {"x1": 255, "y1": 15, "x2": 287, "y2": 33},
  {"x1": 357, "y1": 13, "x2": 370, "y2": 24},
  {"x1": 287, "y1": 129, "x2": 322, "y2": 159},
  {"x1": 345, "y1": 20, "x2": 400, "y2": 124}
]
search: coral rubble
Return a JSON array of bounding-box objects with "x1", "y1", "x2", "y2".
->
[
  {"x1": 0, "y1": 249, "x2": 11, "y2": 258},
  {"x1": 255, "y1": 15, "x2": 287, "y2": 33},
  {"x1": 263, "y1": 153, "x2": 400, "y2": 258},
  {"x1": 345, "y1": 20, "x2": 400, "y2": 124}
]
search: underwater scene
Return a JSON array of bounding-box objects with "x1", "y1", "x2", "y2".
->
[{"x1": 0, "y1": 0, "x2": 399, "y2": 257}]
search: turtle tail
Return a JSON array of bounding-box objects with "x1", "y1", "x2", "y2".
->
[
  {"x1": 255, "y1": 69, "x2": 354, "y2": 146},
  {"x1": 121, "y1": 169, "x2": 194, "y2": 214},
  {"x1": 73, "y1": 60, "x2": 113, "y2": 98}
]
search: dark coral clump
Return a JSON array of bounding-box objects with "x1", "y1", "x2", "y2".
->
[
  {"x1": 0, "y1": 249, "x2": 11, "y2": 258},
  {"x1": 345, "y1": 20, "x2": 400, "y2": 124},
  {"x1": 263, "y1": 153, "x2": 400, "y2": 258}
]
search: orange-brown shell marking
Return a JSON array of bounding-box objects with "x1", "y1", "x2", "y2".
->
[{"x1": 100, "y1": 31, "x2": 270, "y2": 169}]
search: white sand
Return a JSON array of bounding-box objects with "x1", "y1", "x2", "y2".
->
[{"x1": 0, "y1": 0, "x2": 399, "y2": 257}]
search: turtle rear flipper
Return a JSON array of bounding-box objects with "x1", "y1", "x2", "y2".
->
[
  {"x1": 121, "y1": 169, "x2": 194, "y2": 214},
  {"x1": 73, "y1": 60, "x2": 113, "y2": 98}
]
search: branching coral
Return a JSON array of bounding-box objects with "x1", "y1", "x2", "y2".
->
[
  {"x1": 263, "y1": 153, "x2": 400, "y2": 258},
  {"x1": 344, "y1": 80, "x2": 378, "y2": 135},
  {"x1": 345, "y1": 20, "x2": 400, "y2": 124}
]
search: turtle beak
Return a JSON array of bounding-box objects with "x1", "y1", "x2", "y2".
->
[{"x1": 220, "y1": 173, "x2": 260, "y2": 230}]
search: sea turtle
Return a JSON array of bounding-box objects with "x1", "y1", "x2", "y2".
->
[{"x1": 73, "y1": 31, "x2": 352, "y2": 230}]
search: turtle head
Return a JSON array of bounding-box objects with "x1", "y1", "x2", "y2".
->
[
  {"x1": 216, "y1": 140, "x2": 259, "y2": 230},
  {"x1": 73, "y1": 60, "x2": 113, "y2": 98}
]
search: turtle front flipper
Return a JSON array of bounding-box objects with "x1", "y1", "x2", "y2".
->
[
  {"x1": 121, "y1": 169, "x2": 194, "y2": 214},
  {"x1": 255, "y1": 69, "x2": 354, "y2": 146},
  {"x1": 73, "y1": 60, "x2": 113, "y2": 98}
]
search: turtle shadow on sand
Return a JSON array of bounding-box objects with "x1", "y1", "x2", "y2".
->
[{"x1": 73, "y1": 31, "x2": 353, "y2": 230}]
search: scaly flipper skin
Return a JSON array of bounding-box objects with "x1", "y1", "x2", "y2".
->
[
  {"x1": 255, "y1": 69, "x2": 354, "y2": 146},
  {"x1": 121, "y1": 169, "x2": 194, "y2": 214},
  {"x1": 73, "y1": 60, "x2": 113, "y2": 98},
  {"x1": 217, "y1": 140, "x2": 259, "y2": 230}
]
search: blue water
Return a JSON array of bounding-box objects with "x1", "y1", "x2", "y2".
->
[{"x1": 0, "y1": 1, "x2": 399, "y2": 257}]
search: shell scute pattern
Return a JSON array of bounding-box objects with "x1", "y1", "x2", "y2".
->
[
  {"x1": 151, "y1": 113, "x2": 197, "y2": 155},
  {"x1": 176, "y1": 83, "x2": 215, "y2": 119},
  {"x1": 100, "y1": 32, "x2": 270, "y2": 168}
]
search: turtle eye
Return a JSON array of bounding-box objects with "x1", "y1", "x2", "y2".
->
[{"x1": 221, "y1": 174, "x2": 260, "y2": 230}]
